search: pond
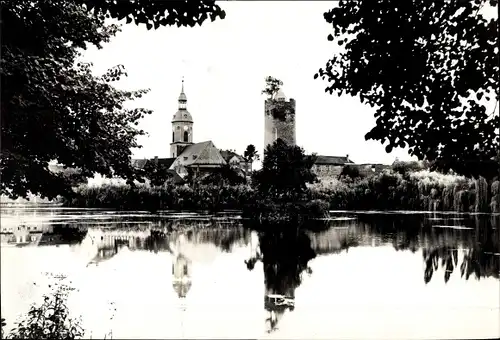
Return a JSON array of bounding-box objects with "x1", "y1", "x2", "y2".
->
[{"x1": 1, "y1": 206, "x2": 499, "y2": 339}]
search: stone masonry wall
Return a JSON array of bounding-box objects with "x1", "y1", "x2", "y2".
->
[{"x1": 264, "y1": 98, "x2": 296, "y2": 150}]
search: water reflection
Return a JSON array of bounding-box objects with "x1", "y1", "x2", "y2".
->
[
  {"x1": 245, "y1": 226, "x2": 316, "y2": 333},
  {"x1": 1, "y1": 208, "x2": 499, "y2": 339},
  {"x1": 1, "y1": 224, "x2": 88, "y2": 247}
]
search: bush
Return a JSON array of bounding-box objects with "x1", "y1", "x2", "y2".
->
[
  {"x1": 3, "y1": 280, "x2": 83, "y2": 339},
  {"x1": 65, "y1": 169, "x2": 493, "y2": 213},
  {"x1": 309, "y1": 169, "x2": 477, "y2": 212},
  {"x1": 392, "y1": 160, "x2": 423, "y2": 175},
  {"x1": 64, "y1": 183, "x2": 254, "y2": 212},
  {"x1": 338, "y1": 165, "x2": 362, "y2": 181}
]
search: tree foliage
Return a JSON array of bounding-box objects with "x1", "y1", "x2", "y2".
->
[
  {"x1": 316, "y1": 0, "x2": 499, "y2": 180},
  {"x1": 252, "y1": 139, "x2": 317, "y2": 201},
  {"x1": 261, "y1": 76, "x2": 284, "y2": 100},
  {"x1": 80, "y1": 0, "x2": 226, "y2": 29},
  {"x1": 0, "y1": 0, "x2": 226, "y2": 200},
  {"x1": 338, "y1": 164, "x2": 361, "y2": 181},
  {"x1": 243, "y1": 144, "x2": 259, "y2": 173},
  {"x1": 143, "y1": 161, "x2": 172, "y2": 187},
  {"x1": 200, "y1": 163, "x2": 246, "y2": 186},
  {"x1": 392, "y1": 160, "x2": 424, "y2": 176}
]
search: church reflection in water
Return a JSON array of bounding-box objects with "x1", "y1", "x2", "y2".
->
[{"x1": 171, "y1": 253, "x2": 192, "y2": 299}]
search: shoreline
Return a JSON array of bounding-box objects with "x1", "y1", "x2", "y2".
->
[{"x1": 2, "y1": 203, "x2": 500, "y2": 216}]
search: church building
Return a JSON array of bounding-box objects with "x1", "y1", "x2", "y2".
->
[{"x1": 132, "y1": 80, "x2": 243, "y2": 180}]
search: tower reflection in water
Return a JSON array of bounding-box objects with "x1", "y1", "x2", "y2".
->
[{"x1": 246, "y1": 227, "x2": 316, "y2": 333}]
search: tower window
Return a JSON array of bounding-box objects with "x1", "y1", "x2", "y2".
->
[
  {"x1": 172, "y1": 132, "x2": 174, "y2": 142},
  {"x1": 177, "y1": 126, "x2": 180, "y2": 130},
  {"x1": 183, "y1": 131, "x2": 189, "y2": 142}
]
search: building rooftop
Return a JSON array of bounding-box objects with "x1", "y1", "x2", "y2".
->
[
  {"x1": 314, "y1": 155, "x2": 354, "y2": 165},
  {"x1": 219, "y1": 150, "x2": 245, "y2": 163},
  {"x1": 132, "y1": 158, "x2": 177, "y2": 169},
  {"x1": 178, "y1": 141, "x2": 227, "y2": 166}
]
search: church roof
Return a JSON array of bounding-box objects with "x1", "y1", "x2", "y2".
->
[
  {"x1": 314, "y1": 155, "x2": 354, "y2": 165},
  {"x1": 173, "y1": 79, "x2": 192, "y2": 122},
  {"x1": 179, "y1": 79, "x2": 187, "y2": 101},
  {"x1": 178, "y1": 141, "x2": 227, "y2": 166},
  {"x1": 172, "y1": 110, "x2": 193, "y2": 123}
]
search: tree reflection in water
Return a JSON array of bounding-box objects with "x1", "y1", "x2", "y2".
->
[
  {"x1": 422, "y1": 215, "x2": 499, "y2": 283},
  {"x1": 245, "y1": 222, "x2": 317, "y2": 333},
  {"x1": 342, "y1": 213, "x2": 499, "y2": 284}
]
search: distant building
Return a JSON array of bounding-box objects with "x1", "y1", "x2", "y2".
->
[
  {"x1": 354, "y1": 163, "x2": 391, "y2": 177},
  {"x1": 219, "y1": 150, "x2": 251, "y2": 175},
  {"x1": 264, "y1": 88, "x2": 296, "y2": 152},
  {"x1": 311, "y1": 154, "x2": 354, "y2": 178},
  {"x1": 311, "y1": 155, "x2": 392, "y2": 180},
  {"x1": 0, "y1": 224, "x2": 44, "y2": 246}
]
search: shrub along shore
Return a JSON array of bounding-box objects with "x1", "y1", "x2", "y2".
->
[{"x1": 63, "y1": 169, "x2": 500, "y2": 214}]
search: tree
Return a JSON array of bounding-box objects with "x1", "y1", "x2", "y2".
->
[
  {"x1": 201, "y1": 163, "x2": 246, "y2": 186},
  {"x1": 0, "y1": 0, "x2": 226, "y2": 200},
  {"x1": 261, "y1": 76, "x2": 283, "y2": 100},
  {"x1": 392, "y1": 160, "x2": 423, "y2": 176},
  {"x1": 252, "y1": 139, "x2": 318, "y2": 201},
  {"x1": 243, "y1": 144, "x2": 260, "y2": 174},
  {"x1": 315, "y1": 0, "x2": 499, "y2": 180},
  {"x1": 143, "y1": 161, "x2": 173, "y2": 187},
  {"x1": 79, "y1": 0, "x2": 226, "y2": 29},
  {"x1": 338, "y1": 164, "x2": 362, "y2": 181}
]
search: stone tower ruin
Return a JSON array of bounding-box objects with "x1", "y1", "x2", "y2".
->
[{"x1": 264, "y1": 88, "x2": 296, "y2": 152}]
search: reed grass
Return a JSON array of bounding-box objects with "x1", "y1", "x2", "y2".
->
[{"x1": 64, "y1": 169, "x2": 498, "y2": 213}]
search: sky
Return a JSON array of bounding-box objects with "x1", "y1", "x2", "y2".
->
[{"x1": 81, "y1": 1, "x2": 428, "y2": 166}]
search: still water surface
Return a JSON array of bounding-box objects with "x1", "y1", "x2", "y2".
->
[{"x1": 1, "y1": 206, "x2": 499, "y2": 339}]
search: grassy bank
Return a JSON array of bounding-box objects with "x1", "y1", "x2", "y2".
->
[{"x1": 63, "y1": 170, "x2": 499, "y2": 213}]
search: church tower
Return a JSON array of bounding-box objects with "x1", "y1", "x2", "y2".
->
[
  {"x1": 170, "y1": 79, "x2": 194, "y2": 158},
  {"x1": 264, "y1": 88, "x2": 296, "y2": 152}
]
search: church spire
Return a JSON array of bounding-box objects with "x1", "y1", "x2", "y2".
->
[{"x1": 178, "y1": 77, "x2": 187, "y2": 110}]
